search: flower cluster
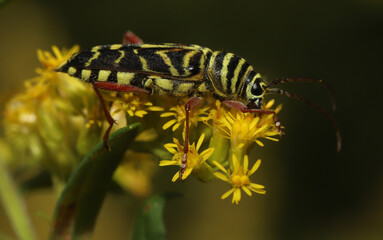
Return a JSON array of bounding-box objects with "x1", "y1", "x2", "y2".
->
[
  {"x1": 160, "y1": 99, "x2": 282, "y2": 204},
  {"x1": 2, "y1": 45, "x2": 283, "y2": 204},
  {"x1": 2, "y1": 46, "x2": 160, "y2": 197}
]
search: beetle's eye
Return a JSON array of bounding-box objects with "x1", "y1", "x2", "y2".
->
[{"x1": 251, "y1": 81, "x2": 263, "y2": 96}]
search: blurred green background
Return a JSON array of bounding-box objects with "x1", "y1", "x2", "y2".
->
[{"x1": 0, "y1": 0, "x2": 382, "y2": 239}]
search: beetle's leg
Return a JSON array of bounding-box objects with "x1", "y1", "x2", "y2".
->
[
  {"x1": 223, "y1": 100, "x2": 283, "y2": 135},
  {"x1": 92, "y1": 84, "x2": 115, "y2": 151},
  {"x1": 92, "y1": 81, "x2": 150, "y2": 150},
  {"x1": 179, "y1": 97, "x2": 203, "y2": 181},
  {"x1": 93, "y1": 81, "x2": 150, "y2": 94},
  {"x1": 123, "y1": 30, "x2": 144, "y2": 44},
  {"x1": 222, "y1": 100, "x2": 274, "y2": 114}
]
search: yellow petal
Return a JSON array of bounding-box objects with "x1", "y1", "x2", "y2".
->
[
  {"x1": 212, "y1": 161, "x2": 228, "y2": 174},
  {"x1": 196, "y1": 133, "x2": 205, "y2": 151},
  {"x1": 232, "y1": 188, "x2": 241, "y2": 204},
  {"x1": 232, "y1": 154, "x2": 240, "y2": 173},
  {"x1": 255, "y1": 140, "x2": 264, "y2": 147},
  {"x1": 221, "y1": 188, "x2": 234, "y2": 199},
  {"x1": 172, "y1": 171, "x2": 180, "y2": 182},
  {"x1": 182, "y1": 168, "x2": 193, "y2": 180},
  {"x1": 214, "y1": 172, "x2": 230, "y2": 182},
  {"x1": 172, "y1": 122, "x2": 181, "y2": 132},
  {"x1": 249, "y1": 117, "x2": 259, "y2": 130},
  {"x1": 148, "y1": 106, "x2": 164, "y2": 111},
  {"x1": 254, "y1": 125, "x2": 268, "y2": 135},
  {"x1": 250, "y1": 183, "x2": 265, "y2": 190},
  {"x1": 164, "y1": 144, "x2": 178, "y2": 155},
  {"x1": 200, "y1": 148, "x2": 214, "y2": 161},
  {"x1": 265, "y1": 99, "x2": 275, "y2": 109},
  {"x1": 249, "y1": 159, "x2": 261, "y2": 175},
  {"x1": 275, "y1": 104, "x2": 283, "y2": 113},
  {"x1": 223, "y1": 118, "x2": 233, "y2": 129},
  {"x1": 243, "y1": 155, "x2": 249, "y2": 173},
  {"x1": 264, "y1": 137, "x2": 279, "y2": 142},
  {"x1": 237, "y1": 143, "x2": 245, "y2": 149},
  {"x1": 159, "y1": 160, "x2": 178, "y2": 166},
  {"x1": 135, "y1": 110, "x2": 147, "y2": 117},
  {"x1": 242, "y1": 186, "x2": 252, "y2": 196},
  {"x1": 160, "y1": 112, "x2": 176, "y2": 117},
  {"x1": 250, "y1": 187, "x2": 266, "y2": 194},
  {"x1": 162, "y1": 119, "x2": 177, "y2": 130},
  {"x1": 52, "y1": 46, "x2": 62, "y2": 59}
]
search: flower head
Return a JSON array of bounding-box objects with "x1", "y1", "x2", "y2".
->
[
  {"x1": 212, "y1": 99, "x2": 282, "y2": 148},
  {"x1": 112, "y1": 92, "x2": 163, "y2": 118},
  {"x1": 38, "y1": 45, "x2": 79, "y2": 71},
  {"x1": 213, "y1": 155, "x2": 265, "y2": 204},
  {"x1": 3, "y1": 45, "x2": 103, "y2": 178},
  {"x1": 159, "y1": 133, "x2": 214, "y2": 181},
  {"x1": 160, "y1": 103, "x2": 210, "y2": 132},
  {"x1": 113, "y1": 151, "x2": 156, "y2": 197}
]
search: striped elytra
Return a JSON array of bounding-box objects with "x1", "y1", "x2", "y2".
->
[{"x1": 56, "y1": 43, "x2": 267, "y2": 106}]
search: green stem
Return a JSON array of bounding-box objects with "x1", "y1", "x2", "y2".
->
[
  {"x1": 0, "y1": 155, "x2": 37, "y2": 240},
  {"x1": 228, "y1": 145, "x2": 245, "y2": 171},
  {"x1": 51, "y1": 175, "x2": 66, "y2": 200},
  {"x1": 207, "y1": 131, "x2": 229, "y2": 165}
]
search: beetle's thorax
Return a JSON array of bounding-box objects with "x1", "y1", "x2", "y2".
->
[{"x1": 206, "y1": 51, "x2": 266, "y2": 105}]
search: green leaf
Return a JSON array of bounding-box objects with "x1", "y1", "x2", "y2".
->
[
  {"x1": 132, "y1": 193, "x2": 180, "y2": 240},
  {"x1": 50, "y1": 123, "x2": 140, "y2": 240}
]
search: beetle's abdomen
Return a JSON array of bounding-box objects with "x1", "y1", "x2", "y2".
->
[{"x1": 207, "y1": 51, "x2": 252, "y2": 99}]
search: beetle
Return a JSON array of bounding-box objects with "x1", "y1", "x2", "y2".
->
[{"x1": 56, "y1": 31, "x2": 340, "y2": 180}]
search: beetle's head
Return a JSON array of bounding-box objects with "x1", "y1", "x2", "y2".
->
[{"x1": 244, "y1": 77, "x2": 268, "y2": 109}]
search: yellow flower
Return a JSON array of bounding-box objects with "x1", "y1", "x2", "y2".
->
[
  {"x1": 212, "y1": 99, "x2": 282, "y2": 148},
  {"x1": 213, "y1": 155, "x2": 265, "y2": 204},
  {"x1": 113, "y1": 151, "x2": 156, "y2": 197},
  {"x1": 3, "y1": 45, "x2": 103, "y2": 177},
  {"x1": 112, "y1": 92, "x2": 163, "y2": 118},
  {"x1": 38, "y1": 45, "x2": 79, "y2": 71},
  {"x1": 26, "y1": 45, "x2": 81, "y2": 100},
  {"x1": 160, "y1": 102, "x2": 210, "y2": 131},
  {"x1": 159, "y1": 133, "x2": 214, "y2": 181}
]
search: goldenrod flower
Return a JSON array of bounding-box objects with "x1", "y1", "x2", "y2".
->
[
  {"x1": 27, "y1": 45, "x2": 82, "y2": 101},
  {"x1": 113, "y1": 151, "x2": 156, "y2": 197},
  {"x1": 160, "y1": 103, "x2": 210, "y2": 131},
  {"x1": 3, "y1": 45, "x2": 102, "y2": 178},
  {"x1": 212, "y1": 99, "x2": 282, "y2": 148},
  {"x1": 213, "y1": 155, "x2": 265, "y2": 204},
  {"x1": 112, "y1": 92, "x2": 163, "y2": 118},
  {"x1": 38, "y1": 45, "x2": 79, "y2": 71},
  {"x1": 159, "y1": 133, "x2": 214, "y2": 181}
]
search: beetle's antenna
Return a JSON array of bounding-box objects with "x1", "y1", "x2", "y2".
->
[
  {"x1": 267, "y1": 88, "x2": 341, "y2": 152},
  {"x1": 268, "y1": 78, "x2": 336, "y2": 111}
]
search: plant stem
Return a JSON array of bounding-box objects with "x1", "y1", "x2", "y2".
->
[{"x1": 0, "y1": 154, "x2": 37, "y2": 240}]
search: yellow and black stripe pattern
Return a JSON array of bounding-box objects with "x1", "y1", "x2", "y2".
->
[{"x1": 57, "y1": 43, "x2": 267, "y2": 105}]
